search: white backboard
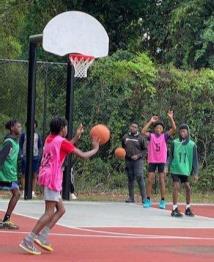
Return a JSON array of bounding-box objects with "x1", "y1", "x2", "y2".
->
[{"x1": 43, "y1": 11, "x2": 109, "y2": 57}]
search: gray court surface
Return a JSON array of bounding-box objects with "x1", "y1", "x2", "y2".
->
[{"x1": 0, "y1": 200, "x2": 214, "y2": 228}]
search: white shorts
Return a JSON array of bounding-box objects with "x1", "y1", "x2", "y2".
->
[{"x1": 43, "y1": 187, "x2": 61, "y2": 202}]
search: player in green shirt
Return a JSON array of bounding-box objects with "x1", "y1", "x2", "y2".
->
[
  {"x1": 0, "y1": 120, "x2": 22, "y2": 229},
  {"x1": 170, "y1": 124, "x2": 199, "y2": 217}
]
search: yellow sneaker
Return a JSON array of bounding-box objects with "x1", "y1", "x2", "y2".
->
[
  {"x1": 34, "y1": 238, "x2": 54, "y2": 252},
  {"x1": 3, "y1": 220, "x2": 19, "y2": 229}
]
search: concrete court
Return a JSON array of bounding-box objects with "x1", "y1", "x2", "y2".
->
[{"x1": 0, "y1": 200, "x2": 214, "y2": 229}]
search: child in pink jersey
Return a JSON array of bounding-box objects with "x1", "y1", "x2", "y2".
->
[
  {"x1": 142, "y1": 111, "x2": 176, "y2": 209},
  {"x1": 20, "y1": 117, "x2": 99, "y2": 255}
]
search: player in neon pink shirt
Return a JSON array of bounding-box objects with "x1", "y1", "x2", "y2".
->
[
  {"x1": 142, "y1": 111, "x2": 176, "y2": 209},
  {"x1": 20, "y1": 117, "x2": 99, "y2": 255}
]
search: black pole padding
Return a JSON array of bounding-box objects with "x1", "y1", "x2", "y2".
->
[
  {"x1": 25, "y1": 41, "x2": 38, "y2": 200},
  {"x1": 62, "y1": 60, "x2": 75, "y2": 200}
]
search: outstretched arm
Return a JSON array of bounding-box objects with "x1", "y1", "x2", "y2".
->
[
  {"x1": 167, "y1": 111, "x2": 176, "y2": 136},
  {"x1": 73, "y1": 138, "x2": 99, "y2": 160},
  {"x1": 141, "y1": 116, "x2": 159, "y2": 137},
  {"x1": 70, "y1": 124, "x2": 84, "y2": 145}
]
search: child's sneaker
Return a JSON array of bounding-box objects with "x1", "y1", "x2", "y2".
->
[
  {"x1": 125, "y1": 198, "x2": 135, "y2": 203},
  {"x1": 3, "y1": 219, "x2": 19, "y2": 229},
  {"x1": 171, "y1": 208, "x2": 183, "y2": 217},
  {"x1": 19, "y1": 239, "x2": 41, "y2": 255},
  {"x1": 143, "y1": 199, "x2": 152, "y2": 208},
  {"x1": 159, "y1": 200, "x2": 167, "y2": 209},
  {"x1": 34, "y1": 238, "x2": 54, "y2": 252},
  {"x1": 185, "y1": 207, "x2": 195, "y2": 217},
  {"x1": 71, "y1": 193, "x2": 77, "y2": 200}
]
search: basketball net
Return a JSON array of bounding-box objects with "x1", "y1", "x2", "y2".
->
[{"x1": 69, "y1": 54, "x2": 95, "y2": 78}]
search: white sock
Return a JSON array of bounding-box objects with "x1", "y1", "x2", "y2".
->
[
  {"x1": 25, "y1": 232, "x2": 37, "y2": 243},
  {"x1": 186, "y1": 204, "x2": 191, "y2": 209},
  {"x1": 173, "y1": 204, "x2": 178, "y2": 210}
]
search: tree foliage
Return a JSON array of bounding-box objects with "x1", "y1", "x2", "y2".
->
[{"x1": 0, "y1": 0, "x2": 213, "y2": 69}]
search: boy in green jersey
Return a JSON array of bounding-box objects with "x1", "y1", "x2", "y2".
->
[
  {"x1": 0, "y1": 120, "x2": 22, "y2": 229},
  {"x1": 170, "y1": 124, "x2": 199, "y2": 217}
]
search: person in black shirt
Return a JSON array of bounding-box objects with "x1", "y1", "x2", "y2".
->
[{"x1": 122, "y1": 122, "x2": 146, "y2": 203}]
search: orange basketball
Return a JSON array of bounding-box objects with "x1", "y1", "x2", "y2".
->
[
  {"x1": 115, "y1": 147, "x2": 126, "y2": 160},
  {"x1": 90, "y1": 124, "x2": 110, "y2": 145}
]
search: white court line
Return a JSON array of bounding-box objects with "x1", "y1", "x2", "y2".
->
[
  {"x1": 1, "y1": 208, "x2": 214, "y2": 242},
  {"x1": 7, "y1": 209, "x2": 214, "y2": 230},
  {"x1": 0, "y1": 230, "x2": 214, "y2": 241}
]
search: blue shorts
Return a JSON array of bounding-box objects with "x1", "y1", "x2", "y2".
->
[
  {"x1": 21, "y1": 156, "x2": 40, "y2": 175},
  {"x1": 0, "y1": 181, "x2": 19, "y2": 190}
]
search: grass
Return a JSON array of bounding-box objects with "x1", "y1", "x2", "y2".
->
[
  {"x1": 77, "y1": 191, "x2": 214, "y2": 203},
  {"x1": 1, "y1": 187, "x2": 214, "y2": 203}
]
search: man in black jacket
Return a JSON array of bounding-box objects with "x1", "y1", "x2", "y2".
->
[{"x1": 122, "y1": 122, "x2": 146, "y2": 204}]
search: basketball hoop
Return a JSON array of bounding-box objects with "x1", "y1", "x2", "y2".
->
[{"x1": 69, "y1": 54, "x2": 95, "y2": 78}]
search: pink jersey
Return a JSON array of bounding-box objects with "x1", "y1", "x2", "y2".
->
[
  {"x1": 147, "y1": 133, "x2": 168, "y2": 163},
  {"x1": 38, "y1": 135, "x2": 66, "y2": 192}
]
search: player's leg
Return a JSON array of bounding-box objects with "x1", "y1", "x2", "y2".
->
[
  {"x1": 32, "y1": 173, "x2": 37, "y2": 198},
  {"x1": 171, "y1": 175, "x2": 183, "y2": 217},
  {"x1": 158, "y1": 164, "x2": 167, "y2": 209},
  {"x1": 125, "y1": 161, "x2": 135, "y2": 203},
  {"x1": 134, "y1": 159, "x2": 146, "y2": 204},
  {"x1": 32, "y1": 157, "x2": 40, "y2": 197},
  {"x1": 144, "y1": 164, "x2": 155, "y2": 208},
  {"x1": 184, "y1": 179, "x2": 194, "y2": 216},
  {"x1": 3, "y1": 183, "x2": 21, "y2": 229},
  {"x1": 20, "y1": 200, "x2": 56, "y2": 255},
  {"x1": 35, "y1": 199, "x2": 65, "y2": 251}
]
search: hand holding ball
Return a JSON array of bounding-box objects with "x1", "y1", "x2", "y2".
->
[
  {"x1": 115, "y1": 147, "x2": 126, "y2": 160},
  {"x1": 90, "y1": 124, "x2": 110, "y2": 145}
]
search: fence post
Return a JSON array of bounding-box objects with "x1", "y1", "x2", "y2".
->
[
  {"x1": 25, "y1": 34, "x2": 42, "y2": 199},
  {"x1": 62, "y1": 59, "x2": 75, "y2": 200}
]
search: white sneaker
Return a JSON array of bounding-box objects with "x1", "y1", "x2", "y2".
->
[
  {"x1": 71, "y1": 193, "x2": 77, "y2": 200},
  {"x1": 32, "y1": 191, "x2": 37, "y2": 198}
]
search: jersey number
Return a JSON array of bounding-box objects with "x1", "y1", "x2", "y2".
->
[{"x1": 155, "y1": 143, "x2": 160, "y2": 152}]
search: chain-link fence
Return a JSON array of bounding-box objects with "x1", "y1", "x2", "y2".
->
[{"x1": 0, "y1": 58, "x2": 131, "y2": 198}]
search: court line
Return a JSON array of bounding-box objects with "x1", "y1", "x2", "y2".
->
[
  {"x1": 1, "y1": 209, "x2": 214, "y2": 232},
  {"x1": 0, "y1": 230, "x2": 214, "y2": 241},
  {"x1": 1, "y1": 210, "x2": 214, "y2": 241}
]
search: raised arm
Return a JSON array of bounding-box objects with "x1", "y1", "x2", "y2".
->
[
  {"x1": 73, "y1": 138, "x2": 99, "y2": 160},
  {"x1": 70, "y1": 123, "x2": 84, "y2": 145},
  {"x1": 167, "y1": 111, "x2": 176, "y2": 136},
  {"x1": 141, "y1": 116, "x2": 159, "y2": 137}
]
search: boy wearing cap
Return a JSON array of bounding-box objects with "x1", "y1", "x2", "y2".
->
[
  {"x1": 142, "y1": 111, "x2": 176, "y2": 209},
  {"x1": 170, "y1": 124, "x2": 199, "y2": 217}
]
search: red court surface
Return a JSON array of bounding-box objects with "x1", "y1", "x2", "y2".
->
[{"x1": 0, "y1": 206, "x2": 214, "y2": 262}]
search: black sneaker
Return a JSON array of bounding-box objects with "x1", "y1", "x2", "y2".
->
[
  {"x1": 125, "y1": 198, "x2": 135, "y2": 203},
  {"x1": 185, "y1": 208, "x2": 195, "y2": 217},
  {"x1": 171, "y1": 208, "x2": 183, "y2": 217}
]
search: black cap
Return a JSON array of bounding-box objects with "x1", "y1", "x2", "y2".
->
[
  {"x1": 153, "y1": 121, "x2": 165, "y2": 129},
  {"x1": 179, "y1": 124, "x2": 189, "y2": 131}
]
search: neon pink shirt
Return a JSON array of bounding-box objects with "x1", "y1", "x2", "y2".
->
[
  {"x1": 147, "y1": 133, "x2": 168, "y2": 163},
  {"x1": 38, "y1": 135, "x2": 75, "y2": 192}
]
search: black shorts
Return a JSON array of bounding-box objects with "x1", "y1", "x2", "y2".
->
[
  {"x1": 172, "y1": 174, "x2": 188, "y2": 184},
  {"x1": 148, "y1": 163, "x2": 165, "y2": 173}
]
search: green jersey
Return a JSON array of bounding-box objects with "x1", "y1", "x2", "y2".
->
[
  {"x1": 0, "y1": 138, "x2": 19, "y2": 182},
  {"x1": 170, "y1": 138, "x2": 198, "y2": 176}
]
